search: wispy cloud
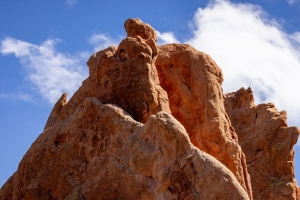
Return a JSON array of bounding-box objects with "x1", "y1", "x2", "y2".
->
[
  {"x1": 186, "y1": 0, "x2": 300, "y2": 126},
  {"x1": 286, "y1": 0, "x2": 300, "y2": 5},
  {"x1": 88, "y1": 34, "x2": 119, "y2": 52},
  {"x1": 66, "y1": 0, "x2": 78, "y2": 6},
  {"x1": 156, "y1": 31, "x2": 180, "y2": 45},
  {"x1": 0, "y1": 37, "x2": 87, "y2": 104},
  {"x1": 0, "y1": 93, "x2": 33, "y2": 102}
]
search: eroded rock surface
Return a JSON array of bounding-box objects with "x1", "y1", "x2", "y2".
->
[
  {"x1": 43, "y1": 19, "x2": 252, "y2": 198},
  {"x1": 52, "y1": 19, "x2": 170, "y2": 125},
  {"x1": 0, "y1": 98, "x2": 249, "y2": 200},
  {"x1": 156, "y1": 44, "x2": 252, "y2": 198},
  {"x1": 3, "y1": 18, "x2": 299, "y2": 199},
  {"x1": 0, "y1": 18, "x2": 253, "y2": 200},
  {"x1": 44, "y1": 92, "x2": 67, "y2": 131},
  {"x1": 224, "y1": 87, "x2": 300, "y2": 200},
  {"x1": 124, "y1": 18, "x2": 157, "y2": 42}
]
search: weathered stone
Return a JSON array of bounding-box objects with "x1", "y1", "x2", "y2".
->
[
  {"x1": 124, "y1": 18, "x2": 157, "y2": 42},
  {"x1": 0, "y1": 18, "x2": 254, "y2": 200},
  {"x1": 155, "y1": 44, "x2": 252, "y2": 198},
  {"x1": 224, "y1": 87, "x2": 300, "y2": 200},
  {"x1": 0, "y1": 98, "x2": 249, "y2": 200},
  {"x1": 54, "y1": 26, "x2": 170, "y2": 124},
  {"x1": 3, "y1": 18, "x2": 300, "y2": 199},
  {"x1": 44, "y1": 92, "x2": 67, "y2": 131}
]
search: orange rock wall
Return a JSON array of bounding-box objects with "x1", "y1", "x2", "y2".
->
[
  {"x1": 156, "y1": 44, "x2": 252, "y2": 198},
  {"x1": 0, "y1": 98, "x2": 249, "y2": 200},
  {"x1": 224, "y1": 87, "x2": 300, "y2": 199}
]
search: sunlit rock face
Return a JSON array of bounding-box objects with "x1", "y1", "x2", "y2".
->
[
  {"x1": 1, "y1": 18, "x2": 299, "y2": 200},
  {"x1": 224, "y1": 87, "x2": 300, "y2": 200}
]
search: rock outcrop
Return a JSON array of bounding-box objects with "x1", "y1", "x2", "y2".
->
[
  {"x1": 224, "y1": 87, "x2": 300, "y2": 200},
  {"x1": 43, "y1": 18, "x2": 252, "y2": 198},
  {"x1": 44, "y1": 93, "x2": 67, "y2": 130},
  {"x1": 1, "y1": 18, "x2": 299, "y2": 199},
  {"x1": 155, "y1": 44, "x2": 252, "y2": 197},
  {"x1": 0, "y1": 98, "x2": 249, "y2": 200},
  {"x1": 52, "y1": 18, "x2": 170, "y2": 125}
]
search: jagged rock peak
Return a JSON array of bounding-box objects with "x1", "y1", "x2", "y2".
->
[
  {"x1": 124, "y1": 18, "x2": 157, "y2": 41},
  {"x1": 44, "y1": 92, "x2": 67, "y2": 131},
  {"x1": 224, "y1": 87, "x2": 300, "y2": 199}
]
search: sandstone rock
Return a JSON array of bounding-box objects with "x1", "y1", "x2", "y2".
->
[
  {"x1": 224, "y1": 87, "x2": 300, "y2": 200},
  {"x1": 0, "y1": 18, "x2": 255, "y2": 199},
  {"x1": 155, "y1": 44, "x2": 252, "y2": 198},
  {"x1": 54, "y1": 21, "x2": 170, "y2": 124},
  {"x1": 0, "y1": 98, "x2": 249, "y2": 200},
  {"x1": 124, "y1": 18, "x2": 157, "y2": 42},
  {"x1": 44, "y1": 92, "x2": 67, "y2": 131},
  {"x1": 54, "y1": 23, "x2": 251, "y2": 198}
]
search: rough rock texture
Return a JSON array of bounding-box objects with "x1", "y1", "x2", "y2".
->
[
  {"x1": 3, "y1": 18, "x2": 299, "y2": 199},
  {"x1": 0, "y1": 18, "x2": 253, "y2": 200},
  {"x1": 51, "y1": 19, "x2": 170, "y2": 125},
  {"x1": 42, "y1": 19, "x2": 252, "y2": 198},
  {"x1": 125, "y1": 18, "x2": 157, "y2": 42},
  {"x1": 155, "y1": 44, "x2": 252, "y2": 198},
  {"x1": 0, "y1": 98, "x2": 249, "y2": 200},
  {"x1": 44, "y1": 93, "x2": 67, "y2": 131},
  {"x1": 224, "y1": 87, "x2": 300, "y2": 200}
]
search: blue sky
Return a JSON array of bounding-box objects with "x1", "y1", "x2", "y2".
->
[{"x1": 1, "y1": 0, "x2": 300, "y2": 187}]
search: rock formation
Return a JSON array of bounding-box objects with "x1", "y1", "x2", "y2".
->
[
  {"x1": 224, "y1": 87, "x2": 300, "y2": 199},
  {"x1": 0, "y1": 18, "x2": 299, "y2": 199},
  {"x1": 52, "y1": 19, "x2": 170, "y2": 125},
  {"x1": 155, "y1": 44, "x2": 252, "y2": 197},
  {"x1": 44, "y1": 92, "x2": 67, "y2": 130},
  {"x1": 0, "y1": 98, "x2": 249, "y2": 200}
]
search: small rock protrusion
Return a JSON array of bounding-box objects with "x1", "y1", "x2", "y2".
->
[{"x1": 124, "y1": 18, "x2": 157, "y2": 41}]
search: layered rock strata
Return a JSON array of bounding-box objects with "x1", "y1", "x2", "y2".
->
[{"x1": 224, "y1": 87, "x2": 300, "y2": 200}]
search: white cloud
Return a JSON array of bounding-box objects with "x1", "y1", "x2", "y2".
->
[
  {"x1": 186, "y1": 0, "x2": 300, "y2": 126},
  {"x1": 0, "y1": 37, "x2": 87, "y2": 104},
  {"x1": 88, "y1": 34, "x2": 119, "y2": 52},
  {"x1": 289, "y1": 32, "x2": 300, "y2": 49},
  {"x1": 156, "y1": 31, "x2": 180, "y2": 45}
]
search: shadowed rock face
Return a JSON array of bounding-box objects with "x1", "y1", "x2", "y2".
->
[
  {"x1": 224, "y1": 87, "x2": 300, "y2": 200},
  {"x1": 1, "y1": 18, "x2": 298, "y2": 199}
]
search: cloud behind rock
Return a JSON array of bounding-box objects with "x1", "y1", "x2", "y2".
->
[{"x1": 186, "y1": 0, "x2": 300, "y2": 126}]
